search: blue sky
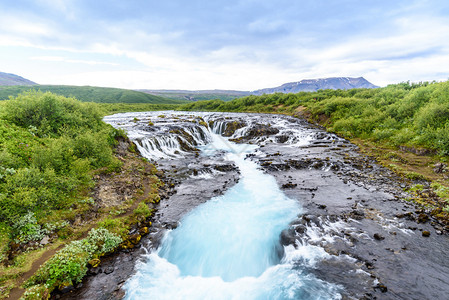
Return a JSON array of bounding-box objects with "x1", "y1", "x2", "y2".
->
[{"x1": 1, "y1": 0, "x2": 449, "y2": 90}]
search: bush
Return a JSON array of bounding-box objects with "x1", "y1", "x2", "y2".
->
[
  {"x1": 1, "y1": 91, "x2": 103, "y2": 138},
  {"x1": 414, "y1": 102, "x2": 449, "y2": 131},
  {"x1": 26, "y1": 228, "x2": 121, "y2": 290}
]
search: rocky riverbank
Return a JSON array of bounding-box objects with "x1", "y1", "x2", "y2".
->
[{"x1": 59, "y1": 112, "x2": 449, "y2": 300}]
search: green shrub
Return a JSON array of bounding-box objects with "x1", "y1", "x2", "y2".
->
[
  {"x1": 1, "y1": 91, "x2": 103, "y2": 138},
  {"x1": 26, "y1": 228, "x2": 121, "y2": 290},
  {"x1": 21, "y1": 284, "x2": 50, "y2": 300},
  {"x1": 414, "y1": 102, "x2": 449, "y2": 131},
  {"x1": 133, "y1": 202, "x2": 153, "y2": 221}
]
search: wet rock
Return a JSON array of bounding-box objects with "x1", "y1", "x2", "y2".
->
[
  {"x1": 59, "y1": 284, "x2": 75, "y2": 294},
  {"x1": 349, "y1": 209, "x2": 365, "y2": 220},
  {"x1": 374, "y1": 283, "x2": 388, "y2": 293},
  {"x1": 422, "y1": 231, "x2": 431, "y2": 237},
  {"x1": 294, "y1": 225, "x2": 307, "y2": 234},
  {"x1": 139, "y1": 227, "x2": 149, "y2": 235},
  {"x1": 237, "y1": 123, "x2": 279, "y2": 141},
  {"x1": 214, "y1": 164, "x2": 237, "y2": 172},
  {"x1": 280, "y1": 228, "x2": 297, "y2": 246},
  {"x1": 281, "y1": 182, "x2": 297, "y2": 189},
  {"x1": 323, "y1": 238, "x2": 349, "y2": 256},
  {"x1": 373, "y1": 233, "x2": 385, "y2": 241},
  {"x1": 104, "y1": 266, "x2": 114, "y2": 274},
  {"x1": 395, "y1": 212, "x2": 415, "y2": 221},
  {"x1": 129, "y1": 233, "x2": 141, "y2": 245},
  {"x1": 222, "y1": 121, "x2": 246, "y2": 137},
  {"x1": 88, "y1": 267, "x2": 102, "y2": 276},
  {"x1": 417, "y1": 213, "x2": 429, "y2": 224},
  {"x1": 276, "y1": 135, "x2": 289, "y2": 143}
]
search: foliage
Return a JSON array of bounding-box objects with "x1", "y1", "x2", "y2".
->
[
  {"x1": 26, "y1": 228, "x2": 121, "y2": 292},
  {"x1": 133, "y1": 202, "x2": 153, "y2": 221},
  {"x1": 0, "y1": 91, "x2": 122, "y2": 244},
  {"x1": 0, "y1": 85, "x2": 186, "y2": 104},
  {"x1": 97, "y1": 103, "x2": 180, "y2": 115},
  {"x1": 178, "y1": 80, "x2": 449, "y2": 155}
]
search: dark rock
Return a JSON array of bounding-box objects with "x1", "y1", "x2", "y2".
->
[
  {"x1": 374, "y1": 283, "x2": 388, "y2": 293},
  {"x1": 88, "y1": 267, "x2": 102, "y2": 276},
  {"x1": 223, "y1": 121, "x2": 246, "y2": 137},
  {"x1": 365, "y1": 261, "x2": 375, "y2": 269},
  {"x1": 280, "y1": 228, "x2": 297, "y2": 246},
  {"x1": 129, "y1": 233, "x2": 141, "y2": 245},
  {"x1": 350, "y1": 209, "x2": 365, "y2": 220},
  {"x1": 60, "y1": 285, "x2": 75, "y2": 294},
  {"x1": 295, "y1": 225, "x2": 307, "y2": 234},
  {"x1": 417, "y1": 213, "x2": 429, "y2": 224},
  {"x1": 373, "y1": 233, "x2": 385, "y2": 241},
  {"x1": 104, "y1": 266, "x2": 114, "y2": 274},
  {"x1": 281, "y1": 182, "x2": 297, "y2": 189},
  {"x1": 241, "y1": 124, "x2": 279, "y2": 140},
  {"x1": 276, "y1": 135, "x2": 289, "y2": 143},
  {"x1": 422, "y1": 231, "x2": 431, "y2": 237}
]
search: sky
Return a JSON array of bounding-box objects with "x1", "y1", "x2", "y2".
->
[{"x1": 1, "y1": 0, "x2": 449, "y2": 90}]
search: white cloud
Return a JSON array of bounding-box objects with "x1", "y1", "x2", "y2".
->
[{"x1": 31, "y1": 56, "x2": 119, "y2": 66}]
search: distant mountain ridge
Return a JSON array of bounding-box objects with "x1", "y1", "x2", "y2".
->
[
  {"x1": 0, "y1": 72, "x2": 36, "y2": 86},
  {"x1": 141, "y1": 77, "x2": 378, "y2": 101},
  {"x1": 252, "y1": 77, "x2": 378, "y2": 95}
]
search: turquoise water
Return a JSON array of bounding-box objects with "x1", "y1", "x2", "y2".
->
[{"x1": 124, "y1": 133, "x2": 341, "y2": 300}]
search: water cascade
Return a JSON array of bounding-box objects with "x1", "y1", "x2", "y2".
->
[{"x1": 114, "y1": 112, "x2": 342, "y2": 300}]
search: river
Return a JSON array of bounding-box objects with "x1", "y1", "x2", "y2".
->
[{"x1": 62, "y1": 111, "x2": 449, "y2": 300}]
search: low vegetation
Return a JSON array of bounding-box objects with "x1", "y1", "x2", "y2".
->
[
  {"x1": 0, "y1": 91, "x2": 162, "y2": 299},
  {"x1": 0, "y1": 85, "x2": 187, "y2": 104}
]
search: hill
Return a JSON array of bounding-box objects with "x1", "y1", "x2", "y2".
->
[
  {"x1": 253, "y1": 77, "x2": 378, "y2": 95},
  {"x1": 0, "y1": 72, "x2": 36, "y2": 86},
  {"x1": 139, "y1": 89, "x2": 250, "y2": 102},
  {"x1": 140, "y1": 77, "x2": 378, "y2": 101},
  {"x1": 0, "y1": 85, "x2": 186, "y2": 104}
]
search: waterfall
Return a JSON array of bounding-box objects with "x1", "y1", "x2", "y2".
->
[{"x1": 102, "y1": 112, "x2": 343, "y2": 300}]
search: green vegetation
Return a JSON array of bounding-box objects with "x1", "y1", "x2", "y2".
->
[
  {"x1": 140, "y1": 90, "x2": 249, "y2": 102},
  {"x1": 0, "y1": 85, "x2": 187, "y2": 104},
  {"x1": 97, "y1": 102, "x2": 180, "y2": 115},
  {"x1": 179, "y1": 80, "x2": 449, "y2": 156},
  {"x1": 0, "y1": 91, "x2": 162, "y2": 298},
  {"x1": 23, "y1": 228, "x2": 121, "y2": 299},
  {"x1": 0, "y1": 91, "x2": 120, "y2": 231}
]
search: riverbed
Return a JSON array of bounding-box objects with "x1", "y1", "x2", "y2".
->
[{"x1": 61, "y1": 111, "x2": 449, "y2": 300}]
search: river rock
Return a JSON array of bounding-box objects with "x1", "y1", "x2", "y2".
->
[
  {"x1": 373, "y1": 233, "x2": 385, "y2": 241},
  {"x1": 280, "y1": 228, "x2": 297, "y2": 246}
]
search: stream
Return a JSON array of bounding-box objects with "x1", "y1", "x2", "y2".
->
[{"x1": 61, "y1": 111, "x2": 449, "y2": 300}]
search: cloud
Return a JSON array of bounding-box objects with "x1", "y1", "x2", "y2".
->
[
  {"x1": 31, "y1": 56, "x2": 119, "y2": 66},
  {"x1": 1, "y1": 0, "x2": 449, "y2": 89}
]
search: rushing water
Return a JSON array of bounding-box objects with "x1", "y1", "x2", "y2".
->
[{"x1": 108, "y1": 112, "x2": 342, "y2": 300}]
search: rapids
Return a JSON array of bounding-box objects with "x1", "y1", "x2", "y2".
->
[{"x1": 112, "y1": 112, "x2": 342, "y2": 299}]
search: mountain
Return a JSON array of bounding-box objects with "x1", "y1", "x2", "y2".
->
[
  {"x1": 141, "y1": 77, "x2": 378, "y2": 101},
  {"x1": 252, "y1": 77, "x2": 378, "y2": 95},
  {"x1": 0, "y1": 85, "x2": 187, "y2": 104},
  {"x1": 0, "y1": 72, "x2": 36, "y2": 86}
]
